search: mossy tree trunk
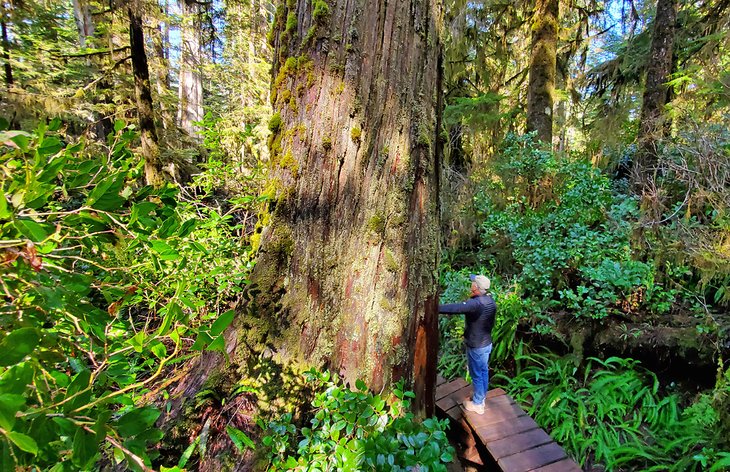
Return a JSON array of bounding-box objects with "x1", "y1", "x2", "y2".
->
[
  {"x1": 249, "y1": 0, "x2": 443, "y2": 414},
  {"x1": 634, "y1": 0, "x2": 677, "y2": 188},
  {"x1": 526, "y1": 0, "x2": 558, "y2": 145},
  {"x1": 128, "y1": 1, "x2": 164, "y2": 186},
  {"x1": 1, "y1": 16, "x2": 12, "y2": 88}
]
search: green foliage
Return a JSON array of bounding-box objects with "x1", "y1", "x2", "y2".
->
[
  {"x1": 476, "y1": 133, "x2": 677, "y2": 319},
  {"x1": 443, "y1": 92, "x2": 505, "y2": 127},
  {"x1": 494, "y1": 351, "x2": 729, "y2": 471},
  {"x1": 268, "y1": 113, "x2": 283, "y2": 133},
  {"x1": 0, "y1": 121, "x2": 253, "y2": 470},
  {"x1": 262, "y1": 369, "x2": 454, "y2": 471}
]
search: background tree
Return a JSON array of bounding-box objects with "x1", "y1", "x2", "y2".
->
[
  {"x1": 128, "y1": 0, "x2": 163, "y2": 185},
  {"x1": 526, "y1": 0, "x2": 559, "y2": 144},
  {"x1": 177, "y1": 0, "x2": 204, "y2": 141},
  {"x1": 634, "y1": 0, "x2": 678, "y2": 187}
]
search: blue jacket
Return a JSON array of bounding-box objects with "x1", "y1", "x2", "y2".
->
[{"x1": 439, "y1": 294, "x2": 496, "y2": 348}]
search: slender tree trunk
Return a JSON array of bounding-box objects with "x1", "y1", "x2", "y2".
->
[
  {"x1": 152, "y1": 0, "x2": 171, "y2": 129},
  {"x1": 1, "y1": 18, "x2": 12, "y2": 87},
  {"x1": 128, "y1": 2, "x2": 164, "y2": 186},
  {"x1": 634, "y1": 0, "x2": 678, "y2": 185},
  {"x1": 526, "y1": 0, "x2": 558, "y2": 144},
  {"x1": 71, "y1": 0, "x2": 95, "y2": 49},
  {"x1": 247, "y1": 0, "x2": 442, "y2": 414},
  {"x1": 177, "y1": 0, "x2": 203, "y2": 140}
]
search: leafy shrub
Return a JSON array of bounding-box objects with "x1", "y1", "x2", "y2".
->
[
  {"x1": 494, "y1": 349, "x2": 729, "y2": 471},
  {"x1": 475, "y1": 133, "x2": 677, "y2": 318},
  {"x1": 262, "y1": 369, "x2": 455, "y2": 471},
  {"x1": 0, "y1": 120, "x2": 254, "y2": 470}
]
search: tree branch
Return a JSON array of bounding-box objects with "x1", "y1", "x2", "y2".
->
[{"x1": 61, "y1": 46, "x2": 131, "y2": 58}]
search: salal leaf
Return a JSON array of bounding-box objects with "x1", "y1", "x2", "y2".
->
[
  {"x1": 7, "y1": 431, "x2": 38, "y2": 455},
  {"x1": 0, "y1": 328, "x2": 41, "y2": 366}
]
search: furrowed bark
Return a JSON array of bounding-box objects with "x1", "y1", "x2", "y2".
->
[{"x1": 248, "y1": 0, "x2": 443, "y2": 414}]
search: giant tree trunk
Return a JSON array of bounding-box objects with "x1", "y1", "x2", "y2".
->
[
  {"x1": 250, "y1": 0, "x2": 443, "y2": 414},
  {"x1": 128, "y1": 2, "x2": 164, "y2": 186},
  {"x1": 634, "y1": 0, "x2": 677, "y2": 186},
  {"x1": 526, "y1": 0, "x2": 558, "y2": 144},
  {"x1": 177, "y1": 0, "x2": 203, "y2": 140}
]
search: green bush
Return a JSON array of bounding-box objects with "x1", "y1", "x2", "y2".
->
[
  {"x1": 475, "y1": 133, "x2": 677, "y2": 319},
  {"x1": 262, "y1": 369, "x2": 455, "y2": 471},
  {"x1": 0, "y1": 120, "x2": 254, "y2": 470}
]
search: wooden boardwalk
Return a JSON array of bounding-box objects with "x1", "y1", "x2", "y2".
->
[{"x1": 435, "y1": 376, "x2": 582, "y2": 472}]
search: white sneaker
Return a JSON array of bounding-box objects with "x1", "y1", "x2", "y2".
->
[{"x1": 463, "y1": 399, "x2": 485, "y2": 414}]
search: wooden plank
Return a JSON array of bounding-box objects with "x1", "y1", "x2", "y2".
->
[
  {"x1": 445, "y1": 404, "x2": 462, "y2": 421},
  {"x1": 437, "y1": 385, "x2": 509, "y2": 414},
  {"x1": 436, "y1": 384, "x2": 472, "y2": 412},
  {"x1": 529, "y1": 458, "x2": 582, "y2": 472},
  {"x1": 435, "y1": 378, "x2": 468, "y2": 401},
  {"x1": 473, "y1": 415, "x2": 538, "y2": 443},
  {"x1": 486, "y1": 429, "x2": 553, "y2": 460},
  {"x1": 486, "y1": 387, "x2": 508, "y2": 399},
  {"x1": 497, "y1": 443, "x2": 567, "y2": 472},
  {"x1": 463, "y1": 401, "x2": 526, "y2": 429},
  {"x1": 437, "y1": 374, "x2": 447, "y2": 387}
]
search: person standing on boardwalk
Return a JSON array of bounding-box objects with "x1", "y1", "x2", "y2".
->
[{"x1": 439, "y1": 274, "x2": 496, "y2": 414}]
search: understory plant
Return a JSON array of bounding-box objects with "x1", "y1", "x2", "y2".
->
[
  {"x1": 262, "y1": 369, "x2": 455, "y2": 471},
  {"x1": 0, "y1": 120, "x2": 256, "y2": 470},
  {"x1": 493, "y1": 348, "x2": 730, "y2": 471},
  {"x1": 475, "y1": 133, "x2": 678, "y2": 319}
]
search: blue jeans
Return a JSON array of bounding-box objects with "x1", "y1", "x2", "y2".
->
[{"x1": 467, "y1": 343, "x2": 492, "y2": 405}]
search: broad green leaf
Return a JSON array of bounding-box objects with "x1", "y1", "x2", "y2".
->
[
  {"x1": 86, "y1": 173, "x2": 125, "y2": 211},
  {"x1": 0, "y1": 394, "x2": 25, "y2": 430},
  {"x1": 13, "y1": 219, "x2": 51, "y2": 242},
  {"x1": 355, "y1": 379, "x2": 366, "y2": 391},
  {"x1": 178, "y1": 219, "x2": 197, "y2": 238},
  {"x1": 157, "y1": 217, "x2": 180, "y2": 239},
  {"x1": 115, "y1": 407, "x2": 160, "y2": 438},
  {"x1": 47, "y1": 118, "x2": 61, "y2": 131},
  {"x1": 8, "y1": 132, "x2": 30, "y2": 151},
  {"x1": 206, "y1": 334, "x2": 226, "y2": 352},
  {"x1": 72, "y1": 427, "x2": 98, "y2": 469},
  {"x1": 210, "y1": 310, "x2": 236, "y2": 337},
  {"x1": 63, "y1": 370, "x2": 91, "y2": 413},
  {"x1": 37, "y1": 136, "x2": 63, "y2": 156},
  {"x1": 226, "y1": 426, "x2": 256, "y2": 452},
  {"x1": 0, "y1": 328, "x2": 41, "y2": 366},
  {"x1": 191, "y1": 331, "x2": 213, "y2": 351},
  {"x1": 150, "y1": 341, "x2": 167, "y2": 359},
  {"x1": 7, "y1": 431, "x2": 38, "y2": 455},
  {"x1": 0, "y1": 191, "x2": 10, "y2": 219},
  {"x1": 177, "y1": 435, "x2": 200, "y2": 468},
  {"x1": 129, "y1": 331, "x2": 146, "y2": 353},
  {"x1": 114, "y1": 120, "x2": 125, "y2": 132}
]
